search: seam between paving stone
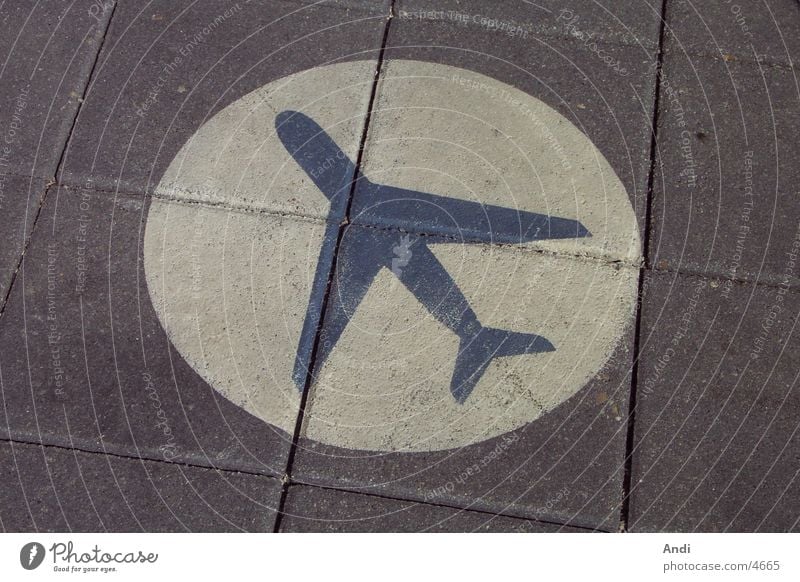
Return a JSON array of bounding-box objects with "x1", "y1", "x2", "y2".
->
[
  {"x1": 661, "y1": 42, "x2": 798, "y2": 71},
  {"x1": 32, "y1": 176, "x2": 800, "y2": 288},
  {"x1": 45, "y1": 180, "x2": 646, "y2": 271},
  {"x1": 272, "y1": 0, "x2": 398, "y2": 534},
  {"x1": 27, "y1": 179, "x2": 800, "y2": 290},
  {"x1": 0, "y1": 180, "x2": 50, "y2": 317},
  {"x1": 644, "y1": 264, "x2": 800, "y2": 295},
  {"x1": 0, "y1": 4, "x2": 118, "y2": 320},
  {"x1": 284, "y1": 478, "x2": 610, "y2": 531},
  {"x1": 280, "y1": 481, "x2": 608, "y2": 532},
  {"x1": 0, "y1": 435, "x2": 282, "y2": 482},
  {"x1": 662, "y1": 46, "x2": 798, "y2": 71},
  {"x1": 620, "y1": 0, "x2": 669, "y2": 533},
  {"x1": 147, "y1": 191, "x2": 644, "y2": 269}
]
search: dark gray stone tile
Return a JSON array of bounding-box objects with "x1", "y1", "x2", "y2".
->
[
  {"x1": 0, "y1": 175, "x2": 47, "y2": 305},
  {"x1": 631, "y1": 270, "x2": 800, "y2": 532},
  {"x1": 0, "y1": 0, "x2": 113, "y2": 179},
  {"x1": 59, "y1": 0, "x2": 387, "y2": 197},
  {"x1": 396, "y1": 0, "x2": 663, "y2": 48},
  {"x1": 650, "y1": 52, "x2": 800, "y2": 286},
  {"x1": 280, "y1": 485, "x2": 591, "y2": 532},
  {"x1": 665, "y1": 0, "x2": 800, "y2": 65},
  {"x1": 0, "y1": 440, "x2": 280, "y2": 532},
  {"x1": 0, "y1": 186, "x2": 293, "y2": 477}
]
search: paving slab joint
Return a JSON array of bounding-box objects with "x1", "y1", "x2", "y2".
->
[
  {"x1": 282, "y1": 481, "x2": 609, "y2": 532},
  {"x1": 272, "y1": 0, "x2": 397, "y2": 533},
  {"x1": 0, "y1": 437, "x2": 282, "y2": 481},
  {"x1": 619, "y1": 0, "x2": 669, "y2": 533},
  {"x1": 0, "y1": 3, "x2": 118, "y2": 318}
]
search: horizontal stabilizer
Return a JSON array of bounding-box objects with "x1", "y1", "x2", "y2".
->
[{"x1": 451, "y1": 327, "x2": 554, "y2": 403}]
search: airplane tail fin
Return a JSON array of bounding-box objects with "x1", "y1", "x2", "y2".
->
[{"x1": 450, "y1": 327, "x2": 554, "y2": 403}]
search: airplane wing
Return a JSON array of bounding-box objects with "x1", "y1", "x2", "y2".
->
[
  {"x1": 275, "y1": 110, "x2": 359, "y2": 219},
  {"x1": 350, "y1": 181, "x2": 590, "y2": 244},
  {"x1": 292, "y1": 225, "x2": 387, "y2": 390}
]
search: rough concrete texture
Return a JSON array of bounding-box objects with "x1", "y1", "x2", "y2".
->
[
  {"x1": 281, "y1": 485, "x2": 591, "y2": 532},
  {"x1": 631, "y1": 271, "x2": 800, "y2": 532},
  {"x1": 664, "y1": 0, "x2": 800, "y2": 65},
  {"x1": 650, "y1": 50, "x2": 800, "y2": 286},
  {"x1": 0, "y1": 0, "x2": 113, "y2": 179},
  {"x1": 144, "y1": 198, "x2": 328, "y2": 437},
  {"x1": 0, "y1": 440, "x2": 280, "y2": 532}
]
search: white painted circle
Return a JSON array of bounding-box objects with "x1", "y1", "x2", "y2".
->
[{"x1": 144, "y1": 59, "x2": 640, "y2": 453}]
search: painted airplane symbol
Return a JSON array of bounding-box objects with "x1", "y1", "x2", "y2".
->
[{"x1": 276, "y1": 110, "x2": 590, "y2": 403}]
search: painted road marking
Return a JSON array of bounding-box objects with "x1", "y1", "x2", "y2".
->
[{"x1": 145, "y1": 60, "x2": 640, "y2": 452}]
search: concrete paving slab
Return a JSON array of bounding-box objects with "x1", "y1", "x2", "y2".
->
[
  {"x1": 665, "y1": 0, "x2": 800, "y2": 65},
  {"x1": 280, "y1": 484, "x2": 591, "y2": 532},
  {"x1": 351, "y1": 59, "x2": 640, "y2": 264},
  {"x1": 356, "y1": 10, "x2": 658, "y2": 248},
  {"x1": 58, "y1": 0, "x2": 387, "y2": 218},
  {"x1": 650, "y1": 51, "x2": 800, "y2": 287},
  {"x1": 0, "y1": 187, "x2": 306, "y2": 477},
  {"x1": 0, "y1": 0, "x2": 112, "y2": 179},
  {"x1": 0, "y1": 440, "x2": 280, "y2": 532},
  {"x1": 396, "y1": 0, "x2": 663, "y2": 48},
  {"x1": 289, "y1": 224, "x2": 638, "y2": 530},
  {"x1": 631, "y1": 270, "x2": 800, "y2": 532},
  {"x1": 0, "y1": 175, "x2": 47, "y2": 305}
]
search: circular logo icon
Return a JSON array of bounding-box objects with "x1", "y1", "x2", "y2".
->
[
  {"x1": 20, "y1": 542, "x2": 45, "y2": 570},
  {"x1": 145, "y1": 59, "x2": 640, "y2": 453}
]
